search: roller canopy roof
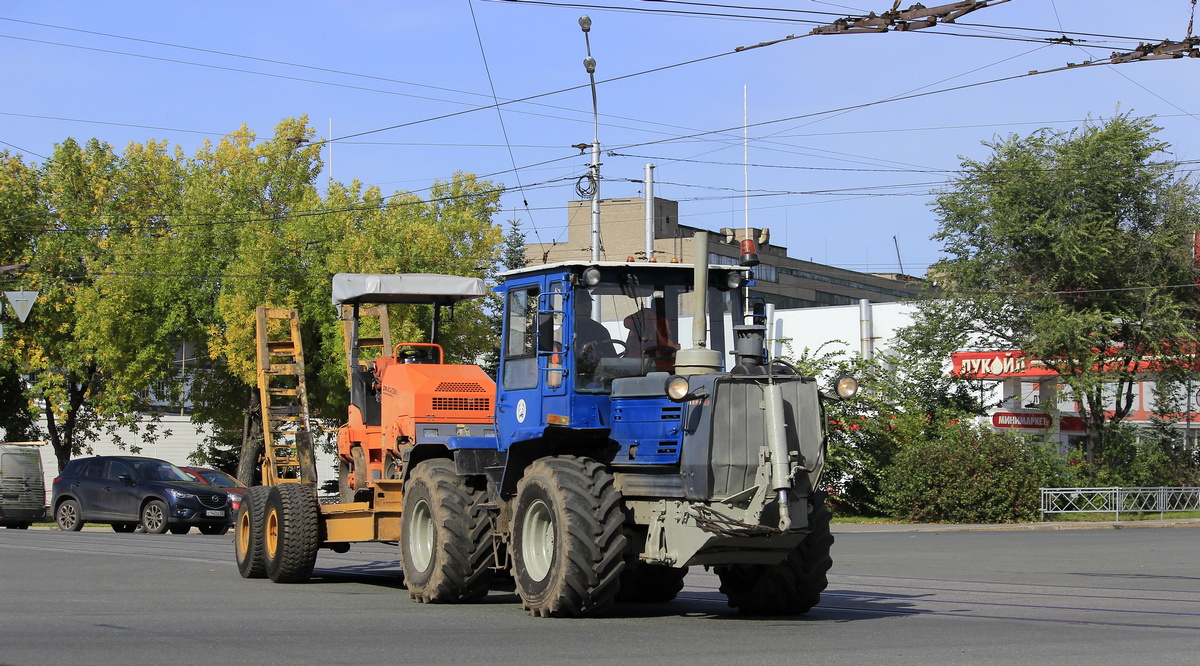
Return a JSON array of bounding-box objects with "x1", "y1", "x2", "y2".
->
[{"x1": 331, "y1": 273, "x2": 487, "y2": 305}]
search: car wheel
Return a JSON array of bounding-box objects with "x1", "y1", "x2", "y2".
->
[
  {"x1": 56, "y1": 499, "x2": 84, "y2": 532},
  {"x1": 169, "y1": 525, "x2": 191, "y2": 535},
  {"x1": 199, "y1": 524, "x2": 230, "y2": 535},
  {"x1": 111, "y1": 523, "x2": 137, "y2": 533},
  {"x1": 141, "y1": 499, "x2": 170, "y2": 534}
]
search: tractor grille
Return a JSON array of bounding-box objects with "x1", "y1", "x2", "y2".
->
[
  {"x1": 198, "y1": 494, "x2": 227, "y2": 509},
  {"x1": 432, "y1": 397, "x2": 492, "y2": 412},
  {"x1": 435, "y1": 382, "x2": 486, "y2": 393}
]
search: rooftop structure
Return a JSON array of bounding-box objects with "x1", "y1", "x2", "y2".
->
[{"x1": 524, "y1": 197, "x2": 925, "y2": 308}]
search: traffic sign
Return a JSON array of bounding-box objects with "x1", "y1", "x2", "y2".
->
[{"x1": 3, "y1": 291, "x2": 38, "y2": 322}]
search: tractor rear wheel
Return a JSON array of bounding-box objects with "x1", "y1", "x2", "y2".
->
[
  {"x1": 511, "y1": 456, "x2": 626, "y2": 618},
  {"x1": 400, "y1": 459, "x2": 492, "y2": 604},
  {"x1": 616, "y1": 564, "x2": 688, "y2": 603},
  {"x1": 235, "y1": 486, "x2": 272, "y2": 579},
  {"x1": 262, "y1": 484, "x2": 321, "y2": 583},
  {"x1": 716, "y1": 491, "x2": 833, "y2": 615}
]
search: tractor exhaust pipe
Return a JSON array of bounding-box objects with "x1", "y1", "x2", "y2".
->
[{"x1": 674, "y1": 231, "x2": 722, "y2": 374}]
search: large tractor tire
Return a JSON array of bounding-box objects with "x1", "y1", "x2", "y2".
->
[
  {"x1": 511, "y1": 456, "x2": 627, "y2": 618},
  {"x1": 616, "y1": 564, "x2": 688, "y2": 603},
  {"x1": 262, "y1": 484, "x2": 321, "y2": 583},
  {"x1": 715, "y1": 491, "x2": 834, "y2": 615},
  {"x1": 235, "y1": 486, "x2": 272, "y2": 579},
  {"x1": 399, "y1": 459, "x2": 493, "y2": 604}
]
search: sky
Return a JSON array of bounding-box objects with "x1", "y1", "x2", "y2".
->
[{"x1": 3, "y1": 1, "x2": 1200, "y2": 278}]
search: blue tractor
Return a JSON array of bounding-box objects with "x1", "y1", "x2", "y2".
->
[{"x1": 396, "y1": 248, "x2": 854, "y2": 617}]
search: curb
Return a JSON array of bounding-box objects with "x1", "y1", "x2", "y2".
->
[{"x1": 833, "y1": 518, "x2": 1200, "y2": 533}]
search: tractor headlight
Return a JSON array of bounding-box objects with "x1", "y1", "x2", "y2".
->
[
  {"x1": 834, "y1": 375, "x2": 859, "y2": 400},
  {"x1": 718, "y1": 271, "x2": 746, "y2": 291},
  {"x1": 581, "y1": 265, "x2": 602, "y2": 286},
  {"x1": 666, "y1": 376, "x2": 691, "y2": 401}
]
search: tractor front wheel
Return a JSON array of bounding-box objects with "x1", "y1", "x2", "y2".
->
[
  {"x1": 716, "y1": 491, "x2": 833, "y2": 615},
  {"x1": 399, "y1": 459, "x2": 492, "y2": 604},
  {"x1": 511, "y1": 456, "x2": 626, "y2": 618},
  {"x1": 616, "y1": 563, "x2": 688, "y2": 603}
]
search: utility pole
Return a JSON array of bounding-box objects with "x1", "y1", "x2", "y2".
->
[{"x1": 580, "y1": 15, "x2": 602, "y2": 264}]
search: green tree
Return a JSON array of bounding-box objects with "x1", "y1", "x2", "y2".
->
[
  {"x1": 0, "y1": 117, "x2": 507, "y2": 472},
  {"x1": 924, "y1": 113, "x2": 1200, "y2": 464}
]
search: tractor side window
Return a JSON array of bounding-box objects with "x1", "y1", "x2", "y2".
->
[
  {"x1": 503, "y1": 287, "x2": 539, "y2": 390},
  {"x1": 544, "y1": 282, "x2": 565, "y2": 388}
]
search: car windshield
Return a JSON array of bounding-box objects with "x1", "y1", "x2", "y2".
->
[
  {"x1": 197, "y1": 469, "x2": 245, "y2": 488},
  {"x1": 131, "y1": 460, "x2": 192, "y2": 482}
]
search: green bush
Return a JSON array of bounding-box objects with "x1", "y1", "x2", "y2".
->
[{"x1": 878, "y1": 423, "x2": 1067, "y2": 523}]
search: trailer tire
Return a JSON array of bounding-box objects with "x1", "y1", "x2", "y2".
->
[
  {"x1": 715, "y1": 491, "x2": 833, "y2": 615},
  {"x1": 262, "y1": 484, "x2": 321, "y2": 583},
  {"x1": 337, "y1": 459, "x2": 354, "y2": 503},
  {"x1": 616, "y1": 564, "x2": 688, "y2": 603},
  {"x1": 235, "y1": 485, "x2": 272, "y2": 579},
  {"x1": 511, "y1": 456, "x2": 627, "y2": 618},
  {"x1": 400, "y1": 459, "x2": 492, "y2": 604}
]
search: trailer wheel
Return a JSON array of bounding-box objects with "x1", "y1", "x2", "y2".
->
[
  {"x1": 716, "y1": 491, "x2": 833, "y2": 615},
  {"x1": 262, "y1": 484, "x2": 321, "y2": 583},
  {"x1": 616, "y1": 564, "x2": 688, "y2": 603},
  {"x1": 400, "y1": 459, "x2": 492, "y2": 604},
  {"x1": 511, "y1": 456, "x2": 627, "y2": 618},
  {"x1": 235, "y1": 486, "x2": 272, "y2": 579}
]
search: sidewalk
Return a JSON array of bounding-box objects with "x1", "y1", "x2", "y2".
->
[{"x1": 833, "y1": 517, "x2": 1200, "y2": 533}]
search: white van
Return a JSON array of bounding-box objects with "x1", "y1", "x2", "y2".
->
[{"x1": 1, "y1": 442, "x2": 47, "y2": 528}]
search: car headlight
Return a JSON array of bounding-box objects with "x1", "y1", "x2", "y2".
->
[{"x1": 167, "y1": 489, "x2": 197, "y2": 500}]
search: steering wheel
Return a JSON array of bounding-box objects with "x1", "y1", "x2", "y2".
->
[
  {"x1": 579, "y1": 339, "x2": 626, "y2": 356},
  {"x1": 640, "y1": 345, "x2": 677, "y2": 357}
]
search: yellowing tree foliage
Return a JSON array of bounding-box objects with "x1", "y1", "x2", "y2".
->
[{"x1": 0, "y1": 117, "x2": 505, "y2": 470}]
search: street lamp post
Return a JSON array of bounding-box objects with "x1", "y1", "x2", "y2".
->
[{"x1": 580, "y1": 15, "x2": 601, "y2": 264}]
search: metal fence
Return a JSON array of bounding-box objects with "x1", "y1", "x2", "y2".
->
[{"x1": 1040, "y1": 487, "x2": 1200, "y2": 521}]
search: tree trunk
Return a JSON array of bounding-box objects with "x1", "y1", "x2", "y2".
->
[{"x1": 237, "y1": 389, "x2": 264, "y2": 485}]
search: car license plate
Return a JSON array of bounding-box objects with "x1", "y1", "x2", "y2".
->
[{"x1": 205, "y1": 509, "x2": 224, "y2": 517}]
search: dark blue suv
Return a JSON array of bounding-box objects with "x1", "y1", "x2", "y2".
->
[{"x1": 52, "y1": 456, "x2": 231, "y2": 534}]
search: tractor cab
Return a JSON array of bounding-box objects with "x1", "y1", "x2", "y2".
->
[{"x1": 493, "y1": 261, "x2": 751, "y2": 454}]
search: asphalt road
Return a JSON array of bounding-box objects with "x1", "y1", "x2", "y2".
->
[{"x1": 1, "y1": 523, "x2": 1197, "y2": 665}]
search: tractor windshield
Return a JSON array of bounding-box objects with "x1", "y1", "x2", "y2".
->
[{"x1": 572, "y1": 275, "x2": 735, "y2": 394}]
